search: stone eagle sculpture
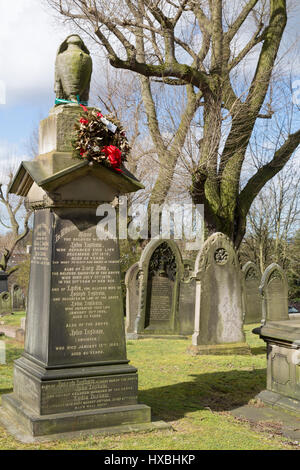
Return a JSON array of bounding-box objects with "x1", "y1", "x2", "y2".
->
[{"x1": 55, "y1": 34, "x2": 93, "y2": 105}]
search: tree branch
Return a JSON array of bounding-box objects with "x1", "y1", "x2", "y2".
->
[{"x1": 239, "y1": 128, "x2": 300, "y2": 216}]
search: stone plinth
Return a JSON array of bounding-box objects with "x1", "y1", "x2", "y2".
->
[
  {"x1": 0, "y1": 105, "x2": 156, "y2": 440},
  {"x1": 255, "y1": 320, "x2": 300, "y2": 414}
]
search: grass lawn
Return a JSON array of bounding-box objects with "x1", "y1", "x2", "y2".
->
[
  {"x1": 0, "y1": 312, "x2": 25, "y2": 328},
  {"x1": 0, "y1": 325, "x2": 299, "y2": 450}
]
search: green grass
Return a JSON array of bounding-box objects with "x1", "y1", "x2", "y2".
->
[
  {"x1": 0, "y1": 311, "x2": 25, "y2": 327},
  {"x1": 0, "y1": 325, "x2": 298, "y2": 450}
]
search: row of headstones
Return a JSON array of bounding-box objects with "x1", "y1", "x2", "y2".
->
[
  {"x1": 125, "y1": 233, "x2": 290, "y2": 341},
  {"x1": 242, "y1": 262, "x2": 290, "y2": 324},
  {"x1": 0, "y1": 284, "x2": 25, "y2": 314}
]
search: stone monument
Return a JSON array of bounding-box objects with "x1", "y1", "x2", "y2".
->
[
  {"x1": 252, "y1": 264, "x2": 299, "y2": 413},
  {"x1": 254, "y1": 318, "x2": 300, "y2": 414},
  {"x1": 0, "y1": 36, "x2": 161, "y2": 440},
  {"x1": 259, "y1": 263, "x2": 289, "y2": 323},
  {"x1": 242, "y1": 262, "x2": 262, "y2": 324},
  {"x1": 189, "y1": 232, "x2": 250, "y2": 355},
  {"x1": 126, "y1": 239, "x2": 188, "y2": 339}
]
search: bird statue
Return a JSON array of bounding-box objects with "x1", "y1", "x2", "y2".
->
[{"x1": 55, "y1": 34, "x2": 93, "y2": 106}]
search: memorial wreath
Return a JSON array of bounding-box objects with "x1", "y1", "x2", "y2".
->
[{"x1": 72, "y1": 106, "x2": 131, "y2": 173}]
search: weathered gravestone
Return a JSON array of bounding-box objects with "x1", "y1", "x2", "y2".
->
[
  {"x1": 242, "y1": 262, "x2": 262, "y2": 324},
  {"x1": 0, "y1": 271, "x2": 8, "y2": 294},
  {"x1": 20, "y1": 316, "x2": 26, "y2": 331},
  {"x1": 0, "y1": 36, "x2": 161, "y2": 440},
  {"x1": 189, "y1": 233, "x2": 250, "y2": 355},
  {"x1": 0, "y1": 292, "x2": 11, "y2": 314},
  {"x1": 0, "y1": 340, "x2": 5, "y2": 365},
  {"x1": 126, "y1": 239, "x2": 188, "y2": 338},
  {"x1": 260, "y1": 263, "x2": 289, "y2": 323},
  {"x1": 178, "y1": 259, "x2": 196, "y2": 336},
  {"x1": 0, "y1": 271, "x2": 12, "y2": 316},
  {"x1": 11, "y1": 284, "x2": 25, "y2": 311}
]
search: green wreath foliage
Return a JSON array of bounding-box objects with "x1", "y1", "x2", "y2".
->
[{"x1": 72, "y1": 108, "x2": 131, "y2": 165}]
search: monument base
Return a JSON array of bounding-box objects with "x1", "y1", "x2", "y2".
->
[
  {"x1": 254, "y1": 320, "x2": 300, "y2": 414},
  {"x1": 256, "y1": 390, "x2": 300, "y2": 415},
  {"x1": 187, "y1": 342, "x2": 252, "y2": 356},
  {"x1": 0, "y1": 394, "x2": 156, "y2": 441},
  {"x1": 0, "y1": 355, "x2": 158, "y2": 440}
]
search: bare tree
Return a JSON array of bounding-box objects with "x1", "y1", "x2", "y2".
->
[
  {"x1": 46, "y1": 0, "x2": 300, "y2": 247},
  {"x1": 0, "y1": 170, "x2": 32, "y2": 275},
  {"x1": 239, "y1": 162, "x2": 300, "y2": 273}
]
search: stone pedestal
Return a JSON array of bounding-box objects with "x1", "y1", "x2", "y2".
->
[
  {"x1": 0, "y1": 105, "x2": 156, "y2": 440},
  {"x1": 255, "y1": 320, "x2": 300, "y2": 414}
]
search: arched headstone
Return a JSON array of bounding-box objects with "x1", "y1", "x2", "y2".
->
[
  {"x1": 190, "y1": 233, "x2": 250, "y2": 355},
  {"x1": 260, "y1": 263, "x2": 289, "y2": 323},
  {"x1": 0, "y1": 291, "x2": 12, "y2": 314},
  {"x1": 242, "y1": 262, "x2": 262, "y2": 324},
  {"x1": 11, "y1": 284, "x2": 25, "y2": 311},
  {"x1": 125, "y1": 262, "x2": 140, "y2": 338},
  {"x1": 130, "y1": 239, "x2": 185, "y2": 338}
]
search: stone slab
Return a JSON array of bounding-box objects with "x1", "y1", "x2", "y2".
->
[
  {"x1": 231, "y1": 402, "x2": 300, "y2": 441},
  {"x1": 260, "y1": 319, "x2": 300, "y2": 343},
  {"x1": 256, "y1": 390, "x2": 300, "y2": 414},
  {"x1": 187, "y1": 342, "x2": 252, "y2": 356},
  {"x1": 0, "y1": 393, "x2": 152, "y2": 438}
]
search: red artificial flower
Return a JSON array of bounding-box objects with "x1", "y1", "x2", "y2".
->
[
  {"x1": 80, "y1": 149, "x2": 86, "y2": 156},
  {"x1": 102, "y1": 145, "x2": 122, "y2": 172},
  {"x1": 97, "y1": 112, "x2": 104, "y2": 118},
  {"x1": 80, "y1": 117, "x2": 89, "y2": 125},
  {"x1": 80, "y1": 104, "x2": 88, "y2": 112}
]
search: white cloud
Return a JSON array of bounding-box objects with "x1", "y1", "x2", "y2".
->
[
  {"x1": 0, "y1": 141, "x2": 31, "y2": 182},
  {"x1": 0, "y1": 1, "x2": 100, "y2": 106}
]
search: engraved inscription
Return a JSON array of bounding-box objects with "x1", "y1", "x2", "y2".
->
[
  {"x1": 49, "y1": 214, "x2": 126, "y2": 365},
  {"x1": 148, "y1": 276, "x2": 173, "y2": 322},
  {"x1": 41, "y1": 374, "x2": 138, "y2": 414},
  {"x1": 31, "y1": 223, "x2": 51, "y2": 267}
]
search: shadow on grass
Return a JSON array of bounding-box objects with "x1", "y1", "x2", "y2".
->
[
  {"x1": 250, "y1": 346, "x2": 267, "y2": 356},
  {"x1": 139, "y1": 368, "x2": 266, "y2": 421},
  {"x1": 0, "y1": 388, "x2": 13, "y2": 395}
]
